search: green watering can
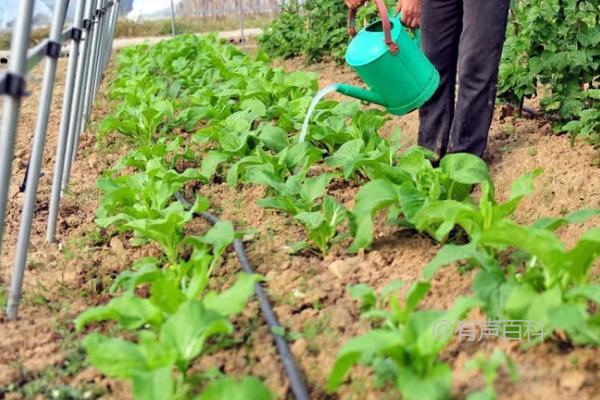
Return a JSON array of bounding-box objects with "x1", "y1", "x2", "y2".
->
[{"x1": 336, "y1": 0, "x2": 440, "y2": 115}]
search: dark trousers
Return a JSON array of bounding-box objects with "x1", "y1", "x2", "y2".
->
[{"x1": 418, "y1": 0, "x2": 510, "y2": 158}]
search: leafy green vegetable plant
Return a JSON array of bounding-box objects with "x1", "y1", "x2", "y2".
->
[
  {"x1": 294, "y1": 195, "x2": 348, "y2": 254},
  {"x1": 465, "y1": 351, "x2": 519, "y2": 400},
  {"x1": 328, "y1": 281, "x2": 479, "y2": 400},
  {"x1": 348, "y1": 148, "x2": 491, "y2": 251},
  {"x1": 499, "y1": 0, "x2": 600, "y2": 145},
  {"x1": 78, "y1": 272, "x2": 260, "y2": 400}
]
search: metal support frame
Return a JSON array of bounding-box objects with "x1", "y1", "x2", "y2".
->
[
  {"x1": 62, "y1": 0, "x2": 104, "y2": 191},
  {"x1": 63, "y1": 0, "x2": 98, "y2": 193},
  {"x1": 47, "y1": 0, "x2": 90, "y2": 244},
  {"x1": 0, "y1": 0, "x2": 118, "y2": 319},
  {"x1": 0, "y1": 0, "x2": 35, "y2": 284},
  {"x1": 6, "y1": 0, "x2": 71, "y2": 320},
  {"x1": 238, "y1": 0, "x2": 245, "y2": 49},
  {"x1": 92, "y1": 0, "x2": 109, "y2": 100},
  {"x1": 169, "y1": 0, "x2": 177, "y2": 37},
  {"x1": 103, "y1": 1, "x2": 119, "y2": 71}
]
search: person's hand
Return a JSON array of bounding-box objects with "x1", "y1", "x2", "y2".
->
[
  {"x1": 395, "y1": 0, "x2": 422, "y2": 28},
  {"x1": 345, "y1": 0, "x2": 367, "y2": 10}
]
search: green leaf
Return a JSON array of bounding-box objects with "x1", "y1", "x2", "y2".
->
[
  {"x1": 283, "y1": 71, "x2": 317, "y2": 88},
  {"x1": 325, "y1": 139, "x2": 364, "y2": 178},
  {"x1": 405, "y1": 281, "x2": 431, "y2": 314},
  {"x1": 440, "y1": 153, "x2": 491, "y2": 185},
  {"x1": 547, "y1": 303, "x2": 600, "y2": 345},
  {"x1": 349, "y1": 179, "x2": 400, "y2": 252},
  {"x1": 196, "y1": 376, "x2": 272, "y2": 400},
  {"x1": 199, "y1": 151, "x2": 229, "y2": 181},
  {"x1": 494, "y1": 169, "x2": 542, "y2": 219},
  {"x1": 159, "y1": 299, "x2": 232, "y2": 362},
  {"x1": 75, "y1": 295, "x2": 163, "y2": 331},
  {"x1": 347, "y1": 284, "x2": 376, "y2": 309},
  {"x1": 240, "y1": 98, "x2": 267, "y2": 120},
  {"x1": 564, "y1": 228, "x2": 600, "y2": 285},
  {"x1": 505, "y1": 284, "x2": 562, "y2": 325},
  {"x1": 110, "y1": 257, "x2": 161, "y2": 293},
  {"x1": 416, "y1": 297, "x2": 480, "y2": 355},
  {"x1": 150, "y1": 277, "x2": 187, "y2": 315},
  {"x1": 82, "y1": 333, "x2": 148, "y2": 379},
  {"x1": 258, "y1": 124, "x2": 288, "y2": 152},
  {"x1": 299, "y1": 173, "x2": 335, "y2": 204},
  {"x1": 472, "y1": 268, "x2": 507, "y2": 319},
  {"x1": 396, "y1": 362, "x2": 452, "y2": 400},
  {"x1": 201, "y1": 221, "x2": 236, "y2": 259},
  {"x1": 532, "y1": 208, "x2": 600, "y2": 231},
  {"x1": 295, "y1": 211, "x2": 324, "y2": 229},
  {"x1": 413, "y1": 200, "x2": 481, "y2": 241},
  {"x1": 479, "y1": 219, "x2": 566, "y2": 286},
  {"x1": 423, "y1": 242, "x2": 491, "y2": 279},
  {"x1": 565, "y1": 285, "x2": 600, "y2": 304},
  {"x1": 326, "y1": 330, "x2": 404, "y2": 391},
  {"x1": 204, "y1": 273, "x2": 261, "y2": 316},
  {"x1": 132, "y1": 365, "x2": 174, "y2": 400}
]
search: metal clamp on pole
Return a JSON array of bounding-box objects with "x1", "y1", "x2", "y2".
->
[
  {"x1": 69, "y1": 27, "x2": 83, "y2": 42},
  {"x1": 83, "y1": 18, "x2": 93, "y2": 30},
  {"x1": 0, "y1": 73, "x2": 28, "y2": 98},
  {"x1": 45, "y1": 40, "x2": 62, "y2": 59}
]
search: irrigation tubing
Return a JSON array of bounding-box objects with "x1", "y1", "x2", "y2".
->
[{"x1": 174, "y1": 191, "x2": 311, "y2": 400}]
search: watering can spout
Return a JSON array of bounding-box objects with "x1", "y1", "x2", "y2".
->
[{"x1": 336, "y1": 83, "x2": 387, "y2": 107}]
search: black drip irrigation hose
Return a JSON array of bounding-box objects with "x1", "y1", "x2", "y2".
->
[
  {"x1": 174, "y1": 191, "x2": 311, "y2": 400},
  {"x1": 501, "y1": 100, "x2": 561, "y2": 121}
]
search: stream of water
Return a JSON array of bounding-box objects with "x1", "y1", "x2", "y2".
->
[{"x1": 298, "y1": 83, "x2": 339, "y2": 143}]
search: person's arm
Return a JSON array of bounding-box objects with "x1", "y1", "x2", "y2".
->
[
  {"x1": 395, "y1": 0, "x2": 422, "y2": 28},
  {"x1": 345, "y1": 0, "x2": 422, "y2": 29}
]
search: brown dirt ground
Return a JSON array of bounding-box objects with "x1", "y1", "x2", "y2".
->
[
  {"x1": 0, "y1": 57, "x2": 134, "y2": 399},
  {"x1": 0, "y1": 52, "x2": 599, "y2": 400}
]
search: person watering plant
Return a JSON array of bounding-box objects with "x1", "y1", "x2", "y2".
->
[{"x1": 344, "y1": 0, "x2": 511, "y2": 159}]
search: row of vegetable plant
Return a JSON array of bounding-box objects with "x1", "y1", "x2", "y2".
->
[
  {"x1": 498, "y1": 0, "x2": 600, "y2": 146},
  {"x1": 76, "y1": 56, "x2": 273, "y2": 398},
  {"x1": 86, "y1": 34, "x2": 600, "y2": 399},
  {"x1": 76, "y1": 147, "x2": 272, "y2": 398}
]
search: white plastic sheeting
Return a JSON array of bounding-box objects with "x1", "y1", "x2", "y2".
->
[
  {"x1": 0, "y1": 0, "x2": 173, "y2": 29},
  {"x1": 127, "y1": 0, "x2": 183, "y2": 21},
  {"x1": 0, "y1": 0, "x2": 76, "y2": 31}
]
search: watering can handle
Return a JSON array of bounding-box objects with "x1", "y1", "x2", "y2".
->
[{"x1": 348, "y1": 0, "x2": 399, "y2": 55}]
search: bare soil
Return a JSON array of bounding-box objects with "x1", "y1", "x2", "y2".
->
[
  {"x1": 0, "y1": 58, "x2": 132, "y2": 399},
  {"x1": 0, "y1": 53, "x2": 598, "y2": 400}
]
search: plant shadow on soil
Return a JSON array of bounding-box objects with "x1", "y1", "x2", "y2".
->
[{"x1": 0, "y1": 51, "x2": 599, "y2": 400}]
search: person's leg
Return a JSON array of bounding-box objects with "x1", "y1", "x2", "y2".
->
[
  {"x1": 447, "y1": 0, "x2": 510, "y2": 157},
  {"x1": 418, "y1": 0, "x2": 463, "y2": 158}
]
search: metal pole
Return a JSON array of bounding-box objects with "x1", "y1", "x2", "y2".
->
[
  {"x1": 92, "y1": 0, "x2": 109, "y2": 98},
  {"x1": 80, "y1": 0, "x2": 102, "y2": 130},
  {"x1": 62, "y1": 0, "x2": 101, "y2": 190},
  {"x1": 101, "y1": 0, "x2": 118, "y2": 71},
  {"x1": 7, "y1": 0, "x2": 70, "y2": 320},
  {"x1": 47, "y1": 0, "x2": 88, "y2": 244},
  {"x1": 169, "y1": 0, "x2": 176, "y2": 37},
  {"x1": 98, "y1": 1, "x2": 115, "y2": 88},
  {"x1": 88, "y1": 0, "x2": 106, "y2": 111},
  {"x1": 69, "y1": 0, "x2": 97, "y2": 167},
  {"x1": 0, "y1": 0, "x2": 34, "y2": 266},
  {"x1": 78, "y1": 0, "x2": 108, "y2": 164},
  {"x1": 238, "y1": 0, "x2": 245, "y2": 49}
]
